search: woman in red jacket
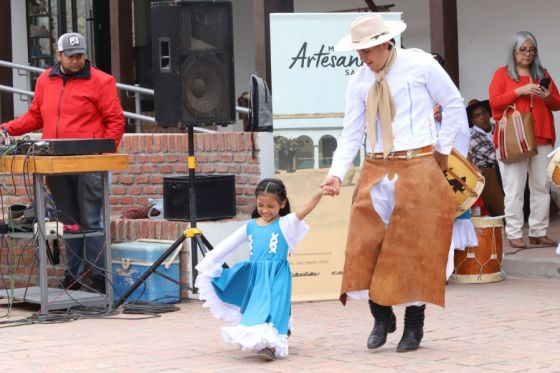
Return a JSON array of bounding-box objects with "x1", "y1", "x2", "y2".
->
[{"x1": 489, "y1": 31, "x2": 560, "y2": 249}]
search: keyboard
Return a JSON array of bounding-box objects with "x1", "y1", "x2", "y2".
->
[{"x1": 17, "y1": 139, "x2": 116, "y2": 156}]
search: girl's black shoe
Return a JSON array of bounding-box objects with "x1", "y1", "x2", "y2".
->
[{"x1": 257, "y1": 347, "x2": 276, "y2": 361}]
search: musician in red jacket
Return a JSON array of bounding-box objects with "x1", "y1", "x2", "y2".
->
[{"x1": 0, "y1": 32, "x2": 125, "y2": 293}]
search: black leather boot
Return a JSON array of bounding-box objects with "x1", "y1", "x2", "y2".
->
[
  {"x1": 396, "y1": 304, "x2": 425, "y2": 352},
  {"x1": 367, "y1": 300, "x2": 397, "y2": 349}
]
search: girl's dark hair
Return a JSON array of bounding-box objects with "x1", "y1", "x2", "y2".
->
[{"x1": 251, "y1": 178, "x2": 291, "y2": 218}]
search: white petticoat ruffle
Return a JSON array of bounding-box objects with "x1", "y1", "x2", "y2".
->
[
  {"x1": 195, "y1": 271, "x2": 290, "y2": 357},
  {"x1": 221, "y1": 323, "x2": 289, "y2": 357},
  {"x1": 450, "y1": 219, "x2": 478, "y2": 251},
  {"x1": 195, "y1": 273, "x2": 242, "y2": 324}
]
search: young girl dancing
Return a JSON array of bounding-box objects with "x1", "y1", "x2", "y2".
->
[{"x1": 195, "y1": 178, "x2": 326, "y2": 360}]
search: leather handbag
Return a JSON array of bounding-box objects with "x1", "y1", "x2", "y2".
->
[{"x1": 497, "y1": 102, "x2": 537, "y2": 163}]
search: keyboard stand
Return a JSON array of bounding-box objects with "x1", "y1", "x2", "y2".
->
[{"x1": 0, "y1": 154, "x2": 128, "y2": 313}]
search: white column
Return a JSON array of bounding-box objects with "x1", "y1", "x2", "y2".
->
[
  {"x1": 314, "y1": 144, "x2": 319, "y2": 169},
  {"x1": 257, "y1": 132, "x2": 274, "y2": 178},
  {"x1": 11, "y1": 0, "x2": 31, "y2": 115}
]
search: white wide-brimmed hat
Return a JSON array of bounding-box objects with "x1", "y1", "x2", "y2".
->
[{"x1": 335, "y1": 14, "x2": 407, "y2": 52}]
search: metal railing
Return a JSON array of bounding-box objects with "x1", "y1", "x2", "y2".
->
[{"x1": 0, "y1": 60, "x2": 250, "y2": 134}]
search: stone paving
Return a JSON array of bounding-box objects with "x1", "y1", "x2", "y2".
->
[{"x1": 1, "y1": 276, "x2": 559, "y2": 372}]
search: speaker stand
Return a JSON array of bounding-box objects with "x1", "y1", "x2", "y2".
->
[
  {"x1": 113, "y1": 227, "x2": 215, "y2": 308},
  {"x1": 187, "y1": 125, "x2": 200, "y2": 294},
  {"x1": 114, "y1": 126, "x2": 215, "y2": 308}
]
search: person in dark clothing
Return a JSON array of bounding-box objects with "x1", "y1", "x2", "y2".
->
[
  {"x1": 467, "y1": 99, "x2": 505, "y2": 216},
  {"x1": 0, "y1": 33, "x2": 125, "y2": 293}
]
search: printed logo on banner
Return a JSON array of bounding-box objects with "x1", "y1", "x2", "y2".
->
[
  {"x1": 289, "y1": 42, "x2": 363, "y2": 76},
  {"x1": 271, "y1": 13, "x2": 402, "y2": 116}
]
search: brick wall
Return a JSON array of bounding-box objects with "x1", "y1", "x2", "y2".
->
[
  {"x1": 112, "y1": 132, "x2": 261, "y2": 217},
  {"x1": 1, "y1": 132, "x2": 263, "y2": 298}
]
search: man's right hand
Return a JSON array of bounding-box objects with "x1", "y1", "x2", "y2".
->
[
  {"x1": 320, "y1": 175, "x2": 341, "y2": 196},
  {"x1": 433, "y1": 151, "x2": 449, "y2": 171},
  {"x1": 0, "y1": 127, "x2": 10, "y2": 145},
  {"x1": 433, "y1": 104, "x2": 442, "y2": 122}
]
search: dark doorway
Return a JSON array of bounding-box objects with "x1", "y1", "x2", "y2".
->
[
  {"x1": 134, "y1": 0, "x2": 153, "y2": 89},
  {"x1": 92, "y1": 0, "x2": 111, "y2": 74}
]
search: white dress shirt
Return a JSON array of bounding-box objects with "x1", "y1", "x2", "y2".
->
[{"x1": 329, "y1": 48, "x2": 469, "y2": 180}]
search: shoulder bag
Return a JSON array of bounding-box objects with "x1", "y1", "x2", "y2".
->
[{"x1": 497, "y1": 94, "x2": 537, "y2": 163}]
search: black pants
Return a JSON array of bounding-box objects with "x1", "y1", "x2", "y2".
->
[{"x1": 46, "y1": 173, "x2": 104, "y2": 278}]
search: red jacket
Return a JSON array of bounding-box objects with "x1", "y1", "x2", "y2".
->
[
  {"x1": 1, "y1": 62, "x2": 125, "y2": 148},
  {"x1": 489, "y1": 66, "x2": 560, "y2": 146}
]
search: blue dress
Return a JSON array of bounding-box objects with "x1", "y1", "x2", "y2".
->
[{"x1": 195, "y1": 213, "x2": 309, "y2": 357}]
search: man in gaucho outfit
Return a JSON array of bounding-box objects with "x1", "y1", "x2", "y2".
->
[{"x1": 321, "y1": 14, "x2": 468, "y2": 352}]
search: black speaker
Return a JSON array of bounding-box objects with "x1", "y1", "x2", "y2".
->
[
  {"x1": 151, "y1": 1, "x2": 235, "y2": 127},
  {"x1": 163, "y1": 175, "x2": 236, "y2": 221}
]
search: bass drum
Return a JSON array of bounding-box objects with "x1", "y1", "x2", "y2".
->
[{"x1": 450, "y1": 216, "x2": 505, "y2": 284}]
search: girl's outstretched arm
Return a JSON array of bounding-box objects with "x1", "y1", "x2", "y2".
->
[
  {"x1": 295, "y1": 189, "x2": 328, "y2": 221},
  {"x1": 195, "y1": 224, "x2": 248, "y2": 277}
]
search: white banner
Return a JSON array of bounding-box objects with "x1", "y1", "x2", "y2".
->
[
  {"x1": 270, "y1": 12, "x2": 402, "y2": 301},
  {"x1": 270, "y1": 12, "x2": 402, "y2": 119}
]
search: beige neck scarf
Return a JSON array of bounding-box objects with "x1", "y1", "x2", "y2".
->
[{"x1": 365, "y1": 47, "x2": 397, "y2": 158}]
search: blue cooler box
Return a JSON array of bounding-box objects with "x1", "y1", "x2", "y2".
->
[{"x1": 111, "y1": 239, "x2": 180, "y2": 304}]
